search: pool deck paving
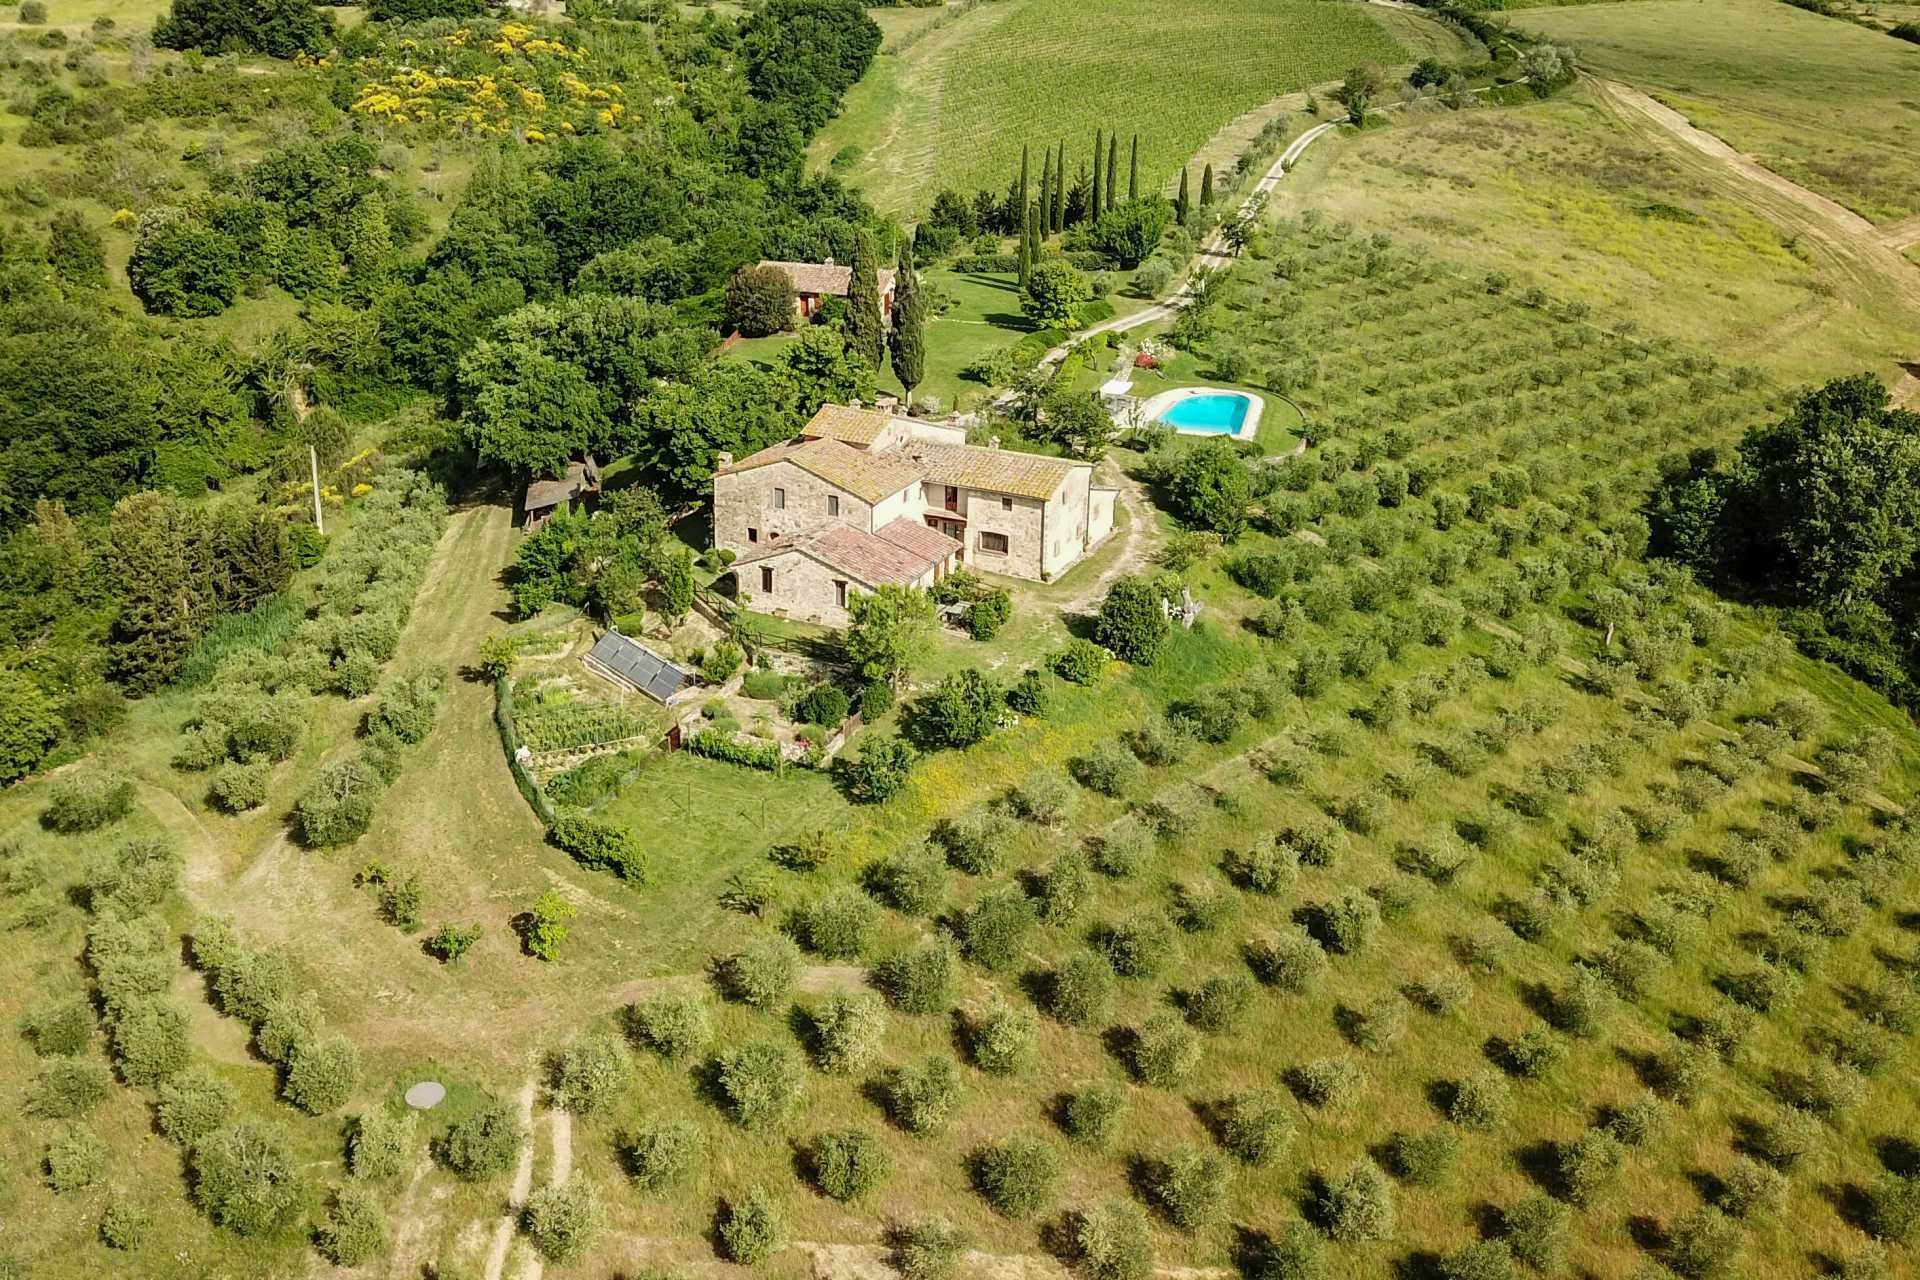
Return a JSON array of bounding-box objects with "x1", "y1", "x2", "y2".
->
[{"x1": 1131, "y1": 385, "x2": 1265, "y2": 441}]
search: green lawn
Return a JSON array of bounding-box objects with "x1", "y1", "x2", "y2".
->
[
  {"x1": 1519, "y1": 0, "x2": 1920, "y2": 223},
  {"x1": 726, "y1": 267, "x2": 1157, "y2": 415},
  {"x1": 809, "y1": 0, "x2": 1408, "y2": 215}
]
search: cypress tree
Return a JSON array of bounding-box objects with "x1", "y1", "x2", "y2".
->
[
  {"x1": 1038, "y1": 148, "x2": 1052, "y2": 239},
  {"x1": 1053, "y1": 140, "x2": 1067, "y2": 233},
  {"x1": 845, "y1": 229, "x2": 886, "y2": 371},
  {"x1": 1129, "y1": 134, "x2": 1139, "y2": 201},
  {"x1": 1106, "y1": 135, "x2": 1119, "y2": 212},
  {"x1": 1018, "y1": 146, "x2": 1030, "y2": 231},
  {"x1": 1091, "y1": 129, "x2": 1103, "y2": 226},
  {"x1": 1176, "y1": 168, "x2": 1190, "y2": 225},
  {"x1": 1201, "y1": 163, "x2": 1214, "y2": 206},
  {"x1": 1018, "y1": 202, "x2": 1034, "y2": 290},
  {"x1": 889, "y1": 234, "x2": 926, "y2": 405}
]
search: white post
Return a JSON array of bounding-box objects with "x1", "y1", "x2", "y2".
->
[{"x1": 310, "y1": 445, "x2": 324, "y2": 534}]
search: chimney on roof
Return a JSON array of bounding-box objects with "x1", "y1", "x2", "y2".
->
[
  {"x1": 716, "y1": 451, "x2": 734, "y2": 470},
  {"x1": 824, "y1": 255, "x2": 836, "y2": 267}
]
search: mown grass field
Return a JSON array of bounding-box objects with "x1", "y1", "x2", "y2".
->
[
  {"x1": 1263, "y1": 87, "x2": 1920, "y2": 385},
  {"x1": 809, "y1": 0, "x2": 1409, "y2": 215},
  {"x1": 1518, "y1": 0, "x2": 1920, "y2": 224}
]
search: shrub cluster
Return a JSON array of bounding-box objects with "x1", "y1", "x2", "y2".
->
[
  {"x1": 190, "y1": 916, "x2": 360, "y2": 1114},
  {"x1": 971, "y1": 1134, "x2": 1061, "y2": 1217}
]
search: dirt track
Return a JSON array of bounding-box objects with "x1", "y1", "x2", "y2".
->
[{"x1": 1591, "y1": 76, "x2": 1920, "y2": 330}]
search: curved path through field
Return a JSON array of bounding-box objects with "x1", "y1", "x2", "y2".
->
[{"x1": 1589, "y1": 74, "x2": 1920, "y2": 392}]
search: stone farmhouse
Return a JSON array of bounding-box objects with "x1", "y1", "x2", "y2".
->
[
  {"x1": 757, "y1": 259, "x2": 896, "y2": 323},
  {"x1": 713, "y1": 404, "x2": 1119, "y2": 626}
]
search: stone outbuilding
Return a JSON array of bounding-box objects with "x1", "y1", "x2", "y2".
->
[
  {"x1": 756, "y1": 259, "x2": 897, "y2": 322},
  {"x1": 522, "y1": 456, "x2": 601, "y2": 531},
  {"x1": 730, "y1": 519, "x2": 962, "y2": 626}
]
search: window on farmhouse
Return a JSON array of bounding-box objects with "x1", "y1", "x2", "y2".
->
[
  {"x1": 828, "y1": 495, "x2": 840, "y2": 516},
  {"x1": 774, "y1": 487, "x2": 786, "y2": 509},
  {"x1": 748, "y1": 527, "x2": 759, "y2": 543},
  {"x1": 980, "y1": 531, "x2": 1010, "y2": 555},
  {"x1": 1002, "y1": 496, "x2": 1012, "y2": 512},
  {"x1": 761, "y1": 566, "x2": 775, "y2": 592},
  {"x1": 834, "y1": 580, "x2": 847, "y2": 608}
]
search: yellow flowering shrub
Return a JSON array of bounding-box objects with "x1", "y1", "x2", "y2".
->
[{"x1": 347, "y1": 19, "x2": 638, "y2": 141}]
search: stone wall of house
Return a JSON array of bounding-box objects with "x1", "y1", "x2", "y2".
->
[
  {"x1": 1088, "y1": 487, "x2": 1118, "y2": 548},
  {"x1": 954, "y1": 485, "x2": 1046, "y2": 579},
  {"x1": 738, "y1": 551, "x2": 936, "y2": 628},
  {"x1": 739, "y1": 549, "x2": 861, "y2": 626},
  {"x1": 1041, "y1": 466, "x2": 1097, "y2": 580},
  {"x1": 714, "y1": 460, "x2": 875, "y2": 555}
]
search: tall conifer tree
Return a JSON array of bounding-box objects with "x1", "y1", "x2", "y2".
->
[
  {"x1": 845, "y1": 229, "x2": 886, "y2": 371},
  {"x1": 1091, "y1": 128, "x2": 1103, "y2": 225},
  {"x1": 889, "y1": 234, "x2": 925, "y2": 405},
  {"x1": 1038, "y1": 148, "x2": 1053, "y2": 238},
  {"x1": 1176, "y1": 168, "x2": 1190, "y2": 225},
  {"x1": 1106, "y1": 135, "x2": 1119, "y2": 212},
  {"x1": 1129, "y1": 134, "x2": 1139, "y2": 201},
  {"x1": 1018, "y1": 201, "x2": 1034, "y2": 289},
  {"x1": 1201, "y1": 163, "x2": 1214, "y2": 206},
  {"x1": 1053, "y1": 140, "x2": 1067, "y2": 233},
  {"x1": 1018, "y1": 146, "x2": 1030, "y2": 229}
]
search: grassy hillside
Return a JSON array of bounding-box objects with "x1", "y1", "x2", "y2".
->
[
  {"x1": 809, "y1": 0, "x2": 1408, "y2": 215},
  {"x1": 1266, "y1": 88, "x2": 1920, "y2": 385},
  {"x1": 1519, "y1": 0, "x2": 1920, "y2": 223}
]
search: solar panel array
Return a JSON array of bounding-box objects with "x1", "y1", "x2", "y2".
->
[{"x1": 587, "y1": 631, "x2": 693, "y2": 703}]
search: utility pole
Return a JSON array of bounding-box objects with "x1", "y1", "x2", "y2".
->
[{"x1": 309, "y1": 445, "x2": 324, "y2": 534}]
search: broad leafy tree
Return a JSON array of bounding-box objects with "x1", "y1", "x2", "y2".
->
[
  {"x1": 1022, "y1": 261, "x2": 1091, "y2": 330},
  {"x1": 155, "y1": 0, "x2": 333, "y2": 58},
  {"x1": 632, "y1": 363, "x2": 804, "y2": 501},
  {"x1": 726, "y1": 265, "x2": 797, "y2": 338},
  {"x1": 845, "y1": 585, "x2": 936, "y2": 686},
  {"x1": 1168, "y1": 442, "x2": 1252, "y2": 540}
]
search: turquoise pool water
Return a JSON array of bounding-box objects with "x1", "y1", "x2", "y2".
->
[{"x1": 1159, "y1": 392, "x2": 1253, "y2": 434}]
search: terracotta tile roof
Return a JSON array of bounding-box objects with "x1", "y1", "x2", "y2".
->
[
  {"x1": 734, "y1": 520, "x2": 960, "y2": 588},
  {"x1": 902, "y1": 441, "x2": 1084, "y2": 502},
  {"x1": 716, "y1": 437, "x2": 921, "y2": 504},
  {"x1": 875, "y1": 516, "x2": 962, "y2": 563},
  {"x1": 758, "y1": 261, "x2": 897, "y2": 298},
  {"x1": 801, "y1": 403, "x2": 896, "y2": 447}
]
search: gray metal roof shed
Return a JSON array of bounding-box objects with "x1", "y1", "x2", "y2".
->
[{"x1": 582, "y1": 630, "x2": 695, "y2": 704}]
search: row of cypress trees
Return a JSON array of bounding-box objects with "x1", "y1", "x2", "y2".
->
[
  {"x1": 1015, "y1": 130, "x2": 1141, "y2": 242},
  {"x1": 1012, "y1": 130, "x2": 1143, "y2": 288}
]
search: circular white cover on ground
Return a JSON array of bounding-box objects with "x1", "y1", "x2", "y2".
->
[{"x1": 404, "y1": 1081, "x2": 447, "y2": 1110}]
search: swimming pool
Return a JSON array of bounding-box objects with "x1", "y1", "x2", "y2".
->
[{"x1": 1148, "y1": 388, "x2": 1262, "y2": 438}]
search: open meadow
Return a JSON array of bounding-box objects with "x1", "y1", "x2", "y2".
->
[
  {"x1": 1264, "y1": 86, "x2": 1920, "y2": 385},
  {"x1": 1517, "y1": 0, "x2": 1920, "y2": 224},
  {"x1": 808, "y1": 0, "x2": 1410, "y2": 214}
]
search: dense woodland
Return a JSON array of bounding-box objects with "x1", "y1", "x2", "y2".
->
[{"x1": 0, "y1": 0, "x2": 893, "y2": 781}]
